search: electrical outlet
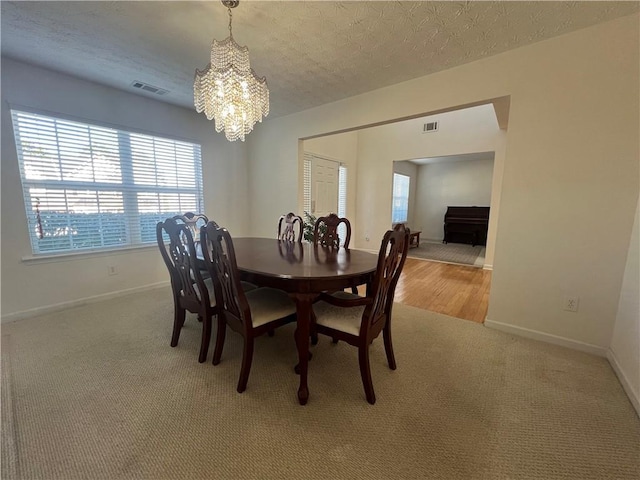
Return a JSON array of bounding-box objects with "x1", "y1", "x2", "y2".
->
[
  {"x1": 563, "y1": 295, "x2": 579, "y2": 312},
  {"x1": 107, "y1": 265, "x2": 118, "y2": 276}
]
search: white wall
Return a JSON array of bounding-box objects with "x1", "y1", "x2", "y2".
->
[
  {"x1": 415, "y1": 158, "x2": 494, "y2": 243},
  {"x1": 609, "y1": 196, "x2": 640, "y2": 414},
  {"x1": 1, "y1": 58, "x2": 250, "y2": 320},
  {"x1": 246, "y1": 14, "x2": 640, "y2": 352}
]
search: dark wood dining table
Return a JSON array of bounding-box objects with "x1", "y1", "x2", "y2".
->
[{"x1": 231, "y1": 237, "x2": 378, "y2": 405}]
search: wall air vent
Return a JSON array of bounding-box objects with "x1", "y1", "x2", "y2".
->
[
  {"x1": 131, "y1": 81, "x2": 169, "y2": 96},
  {"x1": 423, "y1": 121, "x2": 439, "y2": 133}
]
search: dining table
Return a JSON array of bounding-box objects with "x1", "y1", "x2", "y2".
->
[{"x1": 230, "y1": 237, "x2": 379, "y2": 405}]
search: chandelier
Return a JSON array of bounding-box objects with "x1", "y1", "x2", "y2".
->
[{"x1": 194, "y1": 0, "x2": 269, "y2": 142}]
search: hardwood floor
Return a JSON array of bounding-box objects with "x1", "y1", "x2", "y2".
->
[{"x1": 394, "y1": 257, "x2": 492, "y2": 323}]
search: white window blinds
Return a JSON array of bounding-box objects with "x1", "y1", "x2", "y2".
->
[
  {"x1": 11, "y1": 110, "x2": 204, "y2": 254},
  {"x1": 337, "y1": 164, "x2": 348, "y2": 243},
  {"x1": 303, "y1": 153, "x2": 312, "y2": 215}
]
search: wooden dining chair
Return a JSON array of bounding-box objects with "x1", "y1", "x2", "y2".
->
[
  {"x1": 172, "y1": 212, "x2": 209, "y2": 241},
  {"x1": 201, "y1": 222, "x2": 297, "y2": 393},
  {"x1": 313, "y1": 213, "x2": 351, "y2": 248},
  {"x1": 156, "y1": 217, "x2": 216, "y2": 363},
  {"x1": 313, "y1": 213, "x2": 357, "y2": 295},
  {"x1": 277, "y1": 212, "x2": 303, "y2": 242},
  {"x1": 310, "y1": 223, "x2": 410, "y2": 404}
]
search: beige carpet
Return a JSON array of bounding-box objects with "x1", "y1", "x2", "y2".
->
[
  {"x1": 409, "y1": 241, "x2": 486, "y2": 267},
  {"x1": 1, "y1": 287, "x2": 638, "y2": 479}
]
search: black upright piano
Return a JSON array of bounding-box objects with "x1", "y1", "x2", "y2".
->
[{"x1": 443, "y1": 206, "x2": 490, "y2": 246}]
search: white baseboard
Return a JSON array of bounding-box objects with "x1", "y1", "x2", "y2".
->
[
  {"x1": 482, "y1": 264, "x2": 493, "y2": 271},
  {"x1": 1, "y1": 281, "x2": 170, "y2": 324},
  {"x1": 466, "y1": 319, "x2": 639, "y2": 419},
  {"x1": 484, "y1": 318, "x2": 608, "y2": 357},
  {"x1": 607, "y1": 348, "x2": 640, "y2": 418}
]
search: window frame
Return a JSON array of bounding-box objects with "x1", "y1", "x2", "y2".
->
[
  {"x1": 391, "y1": 172, "x2": 410, "y2": 224},
  {"x1": 11, "y1": 107, "x2": 205, "y2": 257}
]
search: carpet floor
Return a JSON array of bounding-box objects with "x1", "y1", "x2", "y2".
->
[
  {"x1": 1, "y1": 287, "x2": 638, "y2": 479},
  {"x1": 408, "y1": 241, "x2": 486, "y2": 267}
]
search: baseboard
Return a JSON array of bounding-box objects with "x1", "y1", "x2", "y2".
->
[
  {"x1": 607, "y1": 348, "x2": 640, "y2": 418},
  {"x1": 484, "y1": 318, "x2": 608, "y2": 357},
  {"x1": 1, "y1": 281, "x2": 170, "y2": 323},
  {"x1": 482, "y1": 264, "x2": 493, "y2": 271}
]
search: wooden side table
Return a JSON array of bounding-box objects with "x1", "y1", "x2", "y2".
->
[{"x1": 408, "y1": 230, "x2": 421, "y2": 248}]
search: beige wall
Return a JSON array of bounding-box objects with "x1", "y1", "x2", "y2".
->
[
  {"x1": 1, "y1": 58, "x2": 250, "y2": 319},
  {"x1": 246, "y1": 14, "x2": 639, "y2": 354},
  {"x1": 609, "y1": 196, "x2": 640, "y2": 412}
]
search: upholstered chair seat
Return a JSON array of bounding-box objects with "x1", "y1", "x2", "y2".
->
[
  {"x1": 245, "y1": 287, "x2": 297, "y2": 328},
  {"x1": 312, "y1": 292, "x2": 363, "y2": 336}
]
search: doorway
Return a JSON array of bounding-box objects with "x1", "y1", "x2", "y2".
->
[
  {"x1": 300, "y1": 100, "x2": 508, "y2": 323},
  {"x1": 394, "y1": 151, "x2": 495, "y2": 268}
]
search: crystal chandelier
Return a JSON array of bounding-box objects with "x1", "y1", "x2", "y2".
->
[{"x1": 194, "y1": 0, "x2": 269, "y2": 142}]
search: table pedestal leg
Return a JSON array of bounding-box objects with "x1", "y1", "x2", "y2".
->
[{"x1": 292, "y1": 293, "x2": 315, "y2": 405}]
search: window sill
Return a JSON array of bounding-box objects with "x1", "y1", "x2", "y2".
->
[{"x1": 21, "y1": 244, "x2": 158, "y2": 265}]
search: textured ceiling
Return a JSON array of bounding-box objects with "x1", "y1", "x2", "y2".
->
[{"x1": 2, "y1": 1, "x2": 638, "y2": 118}]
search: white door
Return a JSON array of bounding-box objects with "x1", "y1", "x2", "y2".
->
[{"x1": 311, "y1": 157, "x2": 339, "y2": 216}]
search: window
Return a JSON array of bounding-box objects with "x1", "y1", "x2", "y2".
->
[
  {"x1": 11, "y1": 110, "x2": 204, "y2": 255},
  {"x1": 392, "y1": 173, "x2": 410, "y2": 223}
]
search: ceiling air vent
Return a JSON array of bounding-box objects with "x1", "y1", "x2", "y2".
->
[
  {"x1": 131, "y1": 81, "x2": 169, "y2": 96},
  {"x1": 423, "y1": 121, "x2": 439, "y2": 133}
]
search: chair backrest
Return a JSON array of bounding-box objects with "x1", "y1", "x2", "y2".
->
[
  {"x1": 200, "y1": 222, "x2": 251, "y2": 333},
  {"x1": 156, "y1": 217, "x2": 211, "y2": 312},
  {"x1": 313, "y1": 213, "x2": 351, "y2": 248},
  {"x1": 277, "y1": 212, "x2": 303, "y2": 242},
  {"x1": 361, "y1": 223, "x2": 410, "y2": 339},
  {"x1": 172, "y1": 212, "x2": 209, "y2": 244}
]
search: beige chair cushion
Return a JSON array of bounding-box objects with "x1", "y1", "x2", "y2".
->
[
  {"x1": 245, "y1": 287, "x2": 296, "y2": 328},
  {"x1": 313, "y1": 292, "x2": 364, "y2": 336}
]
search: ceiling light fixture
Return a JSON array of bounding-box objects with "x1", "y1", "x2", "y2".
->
[{"x1": 194, "y1": 0, "x2": 269, "y2": 142}]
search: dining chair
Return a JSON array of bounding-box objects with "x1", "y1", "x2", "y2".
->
[
  {"x1": 277, "y1": 212, "x2": 303, "y2": 242},
  {"x1": 313, "y1": 213, "x2": 357, "y2": 295},
  {"x1": 201, "y1": 222, "x2": 297, "y2": 393},
  {"x1": 172, "y1": 212, "x2": 209, "y2": 241},
  {"x1": 310, "y1": 223, "x2": 410, "y2": 404},
  {"x1": 313, "y1": 213, "x2": 351, "y2": 248},
  {"x1": 156, "y1": 217, "x2": 216, "y2": 364}
]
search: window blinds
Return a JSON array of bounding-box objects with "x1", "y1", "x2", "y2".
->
[{"x1": 11, "y1": 110, "x2": 204, "y2": 254}]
